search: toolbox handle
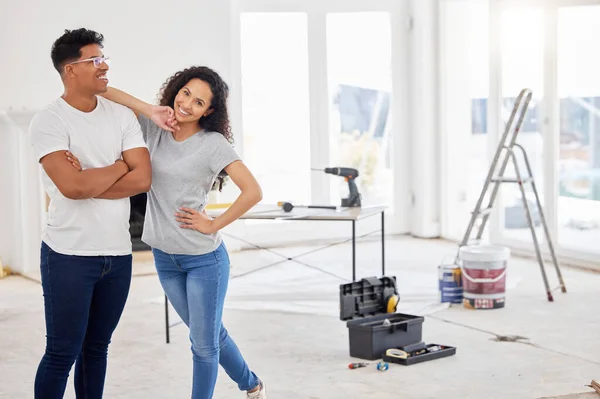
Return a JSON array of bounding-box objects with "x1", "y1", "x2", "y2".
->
[{"x1": 388, "y1": 321, "x2": 408, "y2": 333}]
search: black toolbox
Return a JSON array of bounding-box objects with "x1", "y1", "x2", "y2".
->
[{"x1": 340, "y1": 276, "x2": 425, "y2": 360}]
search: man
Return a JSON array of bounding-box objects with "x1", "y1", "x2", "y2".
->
[{"x1": 29, "y1": 28, "x2": 151, "y2": 398}]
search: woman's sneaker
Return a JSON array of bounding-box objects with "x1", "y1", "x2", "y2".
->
[{"x1": 246, "y1": 380, "x2": 267, "y2": 399}]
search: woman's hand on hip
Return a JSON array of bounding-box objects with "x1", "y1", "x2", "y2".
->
[{"x1": 176, "y1": 207, "x2": 216, "y2": 234}]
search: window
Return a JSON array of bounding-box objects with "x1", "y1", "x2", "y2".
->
[
  {"x1": 326, "y1": 12, "x2": 394, "y2": 208},
  {"x1": 498, "y1": 7, "x2": 545, "y2": 243},
  {"x1": 557, "y1": 5, "x2": 600, "y2": 253},
  {"x1": 239, "y1": 13, "x2": 312, "y2": 205}
]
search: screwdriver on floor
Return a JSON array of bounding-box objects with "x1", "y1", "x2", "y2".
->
[{"x1": 348, "y1": 362, "x2": 370, "y2": 369}]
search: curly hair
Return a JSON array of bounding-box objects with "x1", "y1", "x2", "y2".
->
[
  {"x1": 51, "y1": 28, "x2": 104, "y2": 73},
  {"x1": 157, "y1": 66, "x2": 233, "y2": 145},
  {"x1": 158, "y1": 66, "x2": 234, "y2": 191}
]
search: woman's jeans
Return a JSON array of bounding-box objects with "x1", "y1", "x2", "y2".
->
[
  {"x1": 152, "y1": 242, "x2": 259, "y2": 399},
  {"x1": 34, "y1": 241, "x2": 132, "y2": 399}
]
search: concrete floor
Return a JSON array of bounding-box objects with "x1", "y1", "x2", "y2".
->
[{"x1": 1, "y1": 235, "x2": 599, "y2": 399}]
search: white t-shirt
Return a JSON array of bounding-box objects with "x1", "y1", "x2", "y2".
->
[{"x1": 29, "y1": 96, "x2": 147, "y2": 256}]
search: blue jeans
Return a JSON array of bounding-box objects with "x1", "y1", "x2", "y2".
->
[
  {"x1": 152, "y1": 242, "x2": 259, "y2": 399},
  {"x1": 35, "y1": 241, "x2": 132, "y2": 399}
]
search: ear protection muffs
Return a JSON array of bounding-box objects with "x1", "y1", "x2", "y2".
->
[{"x1": 383, "y1": 277, "x2": 399, "y2": 313}]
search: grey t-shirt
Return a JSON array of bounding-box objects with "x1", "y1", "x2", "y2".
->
[{"x1": 137, "y1": 114, "x2": 240, "y2": 255}]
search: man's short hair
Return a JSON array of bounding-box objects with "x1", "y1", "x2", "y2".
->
[{"x1": 51, "y1": 28, "x2": 104, "y2": 73}]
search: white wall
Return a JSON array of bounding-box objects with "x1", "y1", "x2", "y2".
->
[
  {"x1": 0, "y1": 111, "x2": 47, "y2": 280},
  {"x1": 0, "y1": 0, "x2": 235, "y2": 276},
  {"x1": 0, "y1": 114, "x2": 23, "y2": 274},
  {"x1": 408, "y1": 0, "x2": 441, "y2": 238},
  {"x1": 0, "y1": 0, "x2": 233, "y2": 110},
  {"x1": 439, "y1": 0, "x2": 474, "y2": 241}
]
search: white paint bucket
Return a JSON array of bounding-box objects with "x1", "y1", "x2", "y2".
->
[{"x1": 459, "y1": 245, "x2": 510, "y2": 310}]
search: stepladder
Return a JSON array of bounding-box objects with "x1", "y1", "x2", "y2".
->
[{"x1": 459, "y1": 88, "x2": 567, "y2": 302}]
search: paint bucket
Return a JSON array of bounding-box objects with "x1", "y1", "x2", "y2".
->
[
  {"x1": 438, "y1": 256, "x2": 463, "y2": 304},
  {"x1": 459, "y1": 245, "x2": 510, "y2": 310}
]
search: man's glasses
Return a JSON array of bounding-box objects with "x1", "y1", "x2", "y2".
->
[{"x1": 68, "y1": 56, "x2": 110, "y2": 68}]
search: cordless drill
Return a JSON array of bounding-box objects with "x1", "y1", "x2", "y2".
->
[{"x1": 322, "y1": 167, "x2": 361, "y2": 208}]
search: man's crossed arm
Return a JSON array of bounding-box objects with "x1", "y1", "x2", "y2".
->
[
  {"x1": 94, "y1": 148, "x2": 151, "y2": 199},
  {"x1": 41, "y1": 147, "x2": 151, "y2": 200}
]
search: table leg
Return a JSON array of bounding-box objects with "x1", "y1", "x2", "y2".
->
[
  {"x1": 165, "y1": 294, "x2": 170, "y2": 344},
  {"x1": 352, "y1": 220, "x2": 356, "y2": 281},
  {"x1": 381, "y1": 211, "x2": 385, "y2": 276}
]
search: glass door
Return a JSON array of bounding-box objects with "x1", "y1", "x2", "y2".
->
[
  {"x1": 325, "y1": 12, "x2": 394, "y2": 209},
  {"x1": 234, "y1": 0, "x2": 408, "y2": 241},
  {"x1": 438, "y1": 0, "x2": 491, "y2": 241},
  {"x1": 556, "y1": 3, "x2": 600, "y2": 255},
  {"x1": 496, "y1": 4, "x2": 547, "y2": 245},
  {"x1": 489, "y1": 0, "x2": 600, "y2": 264},
  {"x1": 239, "y1": 12, "x2": 312, "y2": 206}
]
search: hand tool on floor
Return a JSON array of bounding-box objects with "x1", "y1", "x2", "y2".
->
[
  {"x1": 348, "y1": 362, "x2": 370, "y2": 369},
  {"x1": 312, "y1": 167, "x2": 362, "y2": 207},
  {"x1": 277, "y1": 201, "x2": 337, "y2": 213},
  {"x1": 376, "y1": 362, "x2": 389, "y2": 371}
]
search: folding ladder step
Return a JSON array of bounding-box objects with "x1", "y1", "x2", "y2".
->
[
  {"x1": 491, "y1": 177, "x2": 533, "y2": 183},
  {"x1": 472, "y1": 207, "x2": 493, "y2": 216}
]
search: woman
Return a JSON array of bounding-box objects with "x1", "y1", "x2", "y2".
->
[{"x1": 69, "y1": 66, "x2": 266, "y2": 399}]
